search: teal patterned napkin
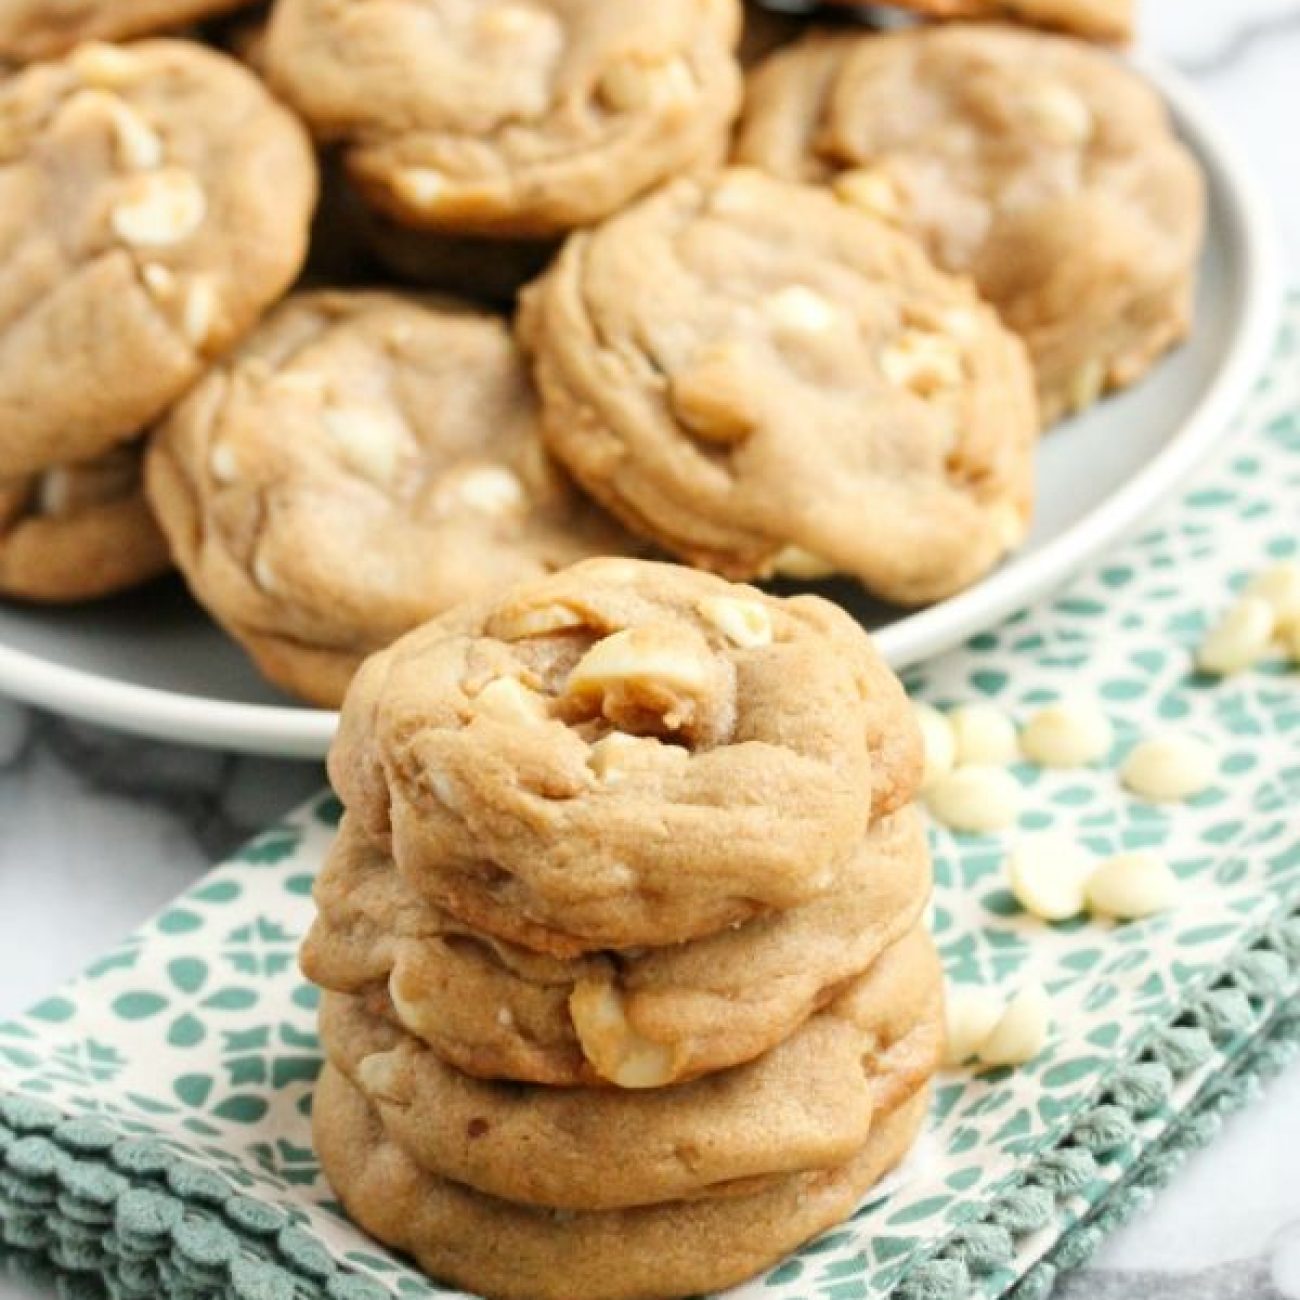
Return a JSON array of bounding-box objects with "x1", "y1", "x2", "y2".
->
[{"x1": 1, "y1": 302, "x2": 1299, "y2": 1300}]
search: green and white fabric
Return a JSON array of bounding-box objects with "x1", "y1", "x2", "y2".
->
[{"x1": 1, "y1": 301, "x2": 1299, "y2": 1300}]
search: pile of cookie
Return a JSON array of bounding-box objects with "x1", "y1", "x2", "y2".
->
[
  {"x1": 301, "y1": 558, "x2": 942, "y2": 1299},
  {"x1": 0, "y1": 0, "x2": 1203, "y2": 711}
]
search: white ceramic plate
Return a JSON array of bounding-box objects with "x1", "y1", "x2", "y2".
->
[{"x1": 0, "y1": 59, "x2": 1282, "y2": 759}]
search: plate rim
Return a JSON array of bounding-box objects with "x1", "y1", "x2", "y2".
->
[{"x1": 0, "y1": 55, "x2": 1283, "y2": 759}]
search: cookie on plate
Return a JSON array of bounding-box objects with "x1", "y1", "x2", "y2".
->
[
  {"x1": 263, "y1": 0, "x2": 743, "y2": 238},
  {"x1": 146, "y1": 291, "x2": 631, "y2": 708},
  {"x1": 854, "y1": 0, "x2": 1133, "y2": 43},
  {"x1": 0, "y1": 39, "x2": 316, "y2": 478},
  {"x1": 0, "y1": 446, "x2": 169, "y2": 601},
  {"x1": 519, "y1": 168, "x2": 1037, "y2": 603},
  {"x1": 302, "y1": 805, "x2": 931, "y2": 1086},
  {"x1": 736, "y1": 24, "x2": 1204, "y2": 424},
  {"x1": 319, "y1": 924, "x2": 942, "y2": 1209},
  {"x1": 0, "y1": 1, "x2": 262, "y2": 62},
  {"x1": 329, "y1": 558, "x2": 923, "y2": 955},
  {"x1": 314, "y1": 1059, "x2": 931, "y2": 1300}
]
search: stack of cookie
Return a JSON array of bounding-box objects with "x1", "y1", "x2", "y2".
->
[{"x1": 302, "y1": 557, "x2": 942, "y2": 1300}]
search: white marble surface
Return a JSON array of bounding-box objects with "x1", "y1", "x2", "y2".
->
[{"x1": 1, "y1": 1, "x2": 1298, "y2": 1296}]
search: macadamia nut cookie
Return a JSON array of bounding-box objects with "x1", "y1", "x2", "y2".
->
[
  {"x1": 0, "y1": 1, "x2": 262, "y2": 62},
  {"x1": 519, "y1": 168, "x2": 1037, "y2": 603},
  {"x1": 0, "y1": 446, "x2": 169, "y2": 601},
  {"x1": 303, "y1": 806, "x2": 931, "y2": 1086},
  {"x1": 0, "y1": 40, "x2": 315, "y2": 477},
  {"x1": 736, "y1": 25, "x2": 1204, "y2": 424},
  {"x1": 147, "y1": 291, "x2": 632, "y2": 708},
  {"x1": 318, "y1": 925, "x2": 942, "y2": 1209},
  {"x1": 313, "y1": 1060, "x2": 931, "y2": 1300},
  {"x1": 264, "y1": 0, "x2": 743, "y2": 238},
  {"x1": 329, "y1": 558, "x2": 923, "y2": 954}
]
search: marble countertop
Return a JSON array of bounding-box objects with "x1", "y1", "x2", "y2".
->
[{"x1": 2, "y1": 2, "x2": 1298, "y2": 1296}]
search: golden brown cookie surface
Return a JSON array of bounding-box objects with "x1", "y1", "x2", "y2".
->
[
  {"x1": 520, "y1": 169, "x2": 1037, "y2": 604},
  {"x1": 303, "y1": 806, "x2": 931, "y2": 1086},
  {"x1": 264, "y1": 0, "x2": 743, "y2": 238},
  {"x1": 0, "y1": 446, "x2": 169, "y2": 601},
  {"x1": 0, "y1": 39, "x2": 315, "y2": 477},
  {"x1": 329, "y1": 558, "x2": 922, "y2": 954},
  {"x1": 147, "y1": 291, "x2": 630, "y2": 708},
  {"x1": 736, "y1": 24, "x2": 1204, "y2": 424}
]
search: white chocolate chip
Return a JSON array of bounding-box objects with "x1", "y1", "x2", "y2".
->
[
  {"x1": 943, "y1": 986, "x2": 1005, "y2": 1066},
  {"x1": 1196, "y1": 597, "x2": 1276, "y2": 676},
  {"x1": 697, "y1": 596, "x2": 772, "y2": 648},
  {"x1": 1120, "y1": 733, "x2": 1216, "y2": 803},
  {"x1": 496, "y1": 1006, "x2": 514, "y2": 1028},
  {"x1": 880, "y1": 329, "x2": 965, "y2": 397},
  {"x1": 392, "y1": 167, "x2": 446, "y2": 209},
  {"x1": 323, "y1": 405, "x2": 414, "y2": 488},
  {"x1": 356, "y1": 1050, "x2": 405, "y2": 1104},
  {"x1": 439, "y1": 465, "x2": 527, "y2": 517},
  {"x1": 948, "y1": 703, "x2": 1019, "y2": 767},
  {"x1": 470, "y1": 677, "x2": 549, "y2": 727},
  {"x1": 567, "y1": 625, "x2": 713, "y2": 701},
  {"x1": 569, "y1": 981, "x2": 675, "y2": 1089},
  {"x1": 70, "y1": 42, "x2": 140, "y2": 88},
  {"x1": 1021, "y1": 83, "x2": 1094, "y2": 146},
  {"x1": 586, "y1": 733, "x2": 644, "y2": 784},
  {"x1": 924, "y1": 765, "x2": 1022, "y2": 833},
  {"x1": 1084, "y1": 851, "x2": 1180, "y2": 920},
  {"x1": 772, "y1": 545, "x2": 837, "y2": 580},
  {"x1": 598, "y1": 58, "x2": 693, "y2": 111},
  {"x1": 1006, "y1": 832, "x2": 1092, "y2": 921},
  {"x1": 1245, "y1": 561, "x2": 1300, "y2": 627},
  {"x1": 111, "y1": 170, "x2": 206, "y2": 247},
  {"x1": 492, "y1": 603, "x2": 586, "y2": 641},
  {"x1": 1019, "y1": 698, "x2": 1114, "y2": 768},
  {"x1": 977, "y1": 983, "x2": 1052, "y2": 1067},
  {"x1": 912, "y1": 701, "x2": 956, "y2": 791},
  {"x1": 209, "y1": 442, "x2": 239, "y2": 485},
  {"x1": 764, "y1": 286, "x2": 840, "y2": 336},
  {"x1": 832, "y1": 167, "x2": 903, "y2": 222},
  {"x1": 37, "y1": 470, "x2": 73, "y2": 517},
  {"x1": 671, "y1": 343, "x2": 758, "y2": 444},
  {"x1": 140, "y1": 261, "x2": 175, "y2": 301},
  {"x1": 180, "y1": 278, "x2": 217, "y2": 350},
  {"x1": 108, "y1": 100, "x2": 162, "y2": 170},
  {"x1": 252, "y1": 551, "x2": 278, "y2": 594}
]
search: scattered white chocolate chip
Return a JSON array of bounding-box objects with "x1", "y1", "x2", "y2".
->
[
  {"x1": 180, "y1": 277, "x2": 217, "y2": 350},
  {"x1": 252, "y1": 551, "x2": 278, "y2": 594},
  {"x1": 977, "y1": 983, "x2": 1052, "y2": 1067},
  {"x1": 764, "y1": 285, "x2": 840, "y2": 336},
  {"x1": 671, "y1": 345, "x2": 758, "y2": 444},
  {"x1": 492, "y1": 603, "x2": 585, "y2": 641},
  {"x1": 1120, "y1": 733, "x2": 1216, "y2": 803},
  {"x1": 37, "y1": 470, "x2": 73, "y2": 517},
  {"x1": 586, "y1": 733, "x2": 644, "y2": 784},
  {"x1": 70, "y1": 42, "x2": 139, "y2": 88},
  {"x1": 924, "y1": 765, "x2": 1022, "y2": 834},
  {"x1": 140, "y1": 261, "x2": 175, "y2": 302},
  {"x1": 392, "y1": 167, "x2": 446, "y2": 210},
  {"x1": 209, "y1": 441, "x2": 239, "y2": 485},
  {"x1": 1019, "y1": 698, "x2": 1114, "y2": 768},
  {"x1": 1196, "y1": 596, "x2": 1276, "y2": 676},
  {"x1": 496, "y1": 1006, "x2": 515, "y2": 1029},
  {"x1": 323, "y1": 405, "x2": 413, "y2": 488},
  {"x1": 108, "y1": 99, "x2": 162, "y2": 170},
  {"x1": 471, "y1": 677, "x2": 549, "y2": 727},
  {"x1": 111, "y1": 169, "x2": 206, "y2": 247},
  {"x1": 1006, "y1": 833, "x2": 1093, "y2": 921},
  {"x1": 880, "y1": 329, "x2": 965, "y2": 397},
  {"x1": 772, "y1": 545, "x2": 837, "y2": 580},
  {"x1": 1084, "y1": 851, "x2": 1180, "y2": 920},
  {"x1": 912, "y1": 701, "x2": 956, "y2": 791},
  {"x1": 698, "y1": 596, "x2": 772, "y2": 648},
  {"x1": 948, "y1": 703, "x2": 1019, "y2": 767},
  {"x1": 1021, "y1": 83, "x2": 1094, "y2": 146},
  {"x1": 832, "y1": 167, "x2": 903, "y2": 222},
  {"x1": 356, "y1": 1050, "x2": 404, "y2": 1104},
  {"x1": 569, "y1": 981, "x2": 675, "y2": 1089},
  {"x1": 598, "y1": 57, "x2": 693, "y2": 111},
  {"x1": 442, "y1": 465, "x2": 527, "y2": 517},
  {"x1": 1245, "y1": 561, "x2": 1300, "y2": 627},
  {"x1": 567, "y1": 625, "x2": 713, "y2": 700},
  {"x1": 943, "y1": 986, "x2": 1005, "y2": 1066}
]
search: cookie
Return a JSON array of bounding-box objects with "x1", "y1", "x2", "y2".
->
[
  {"x1": 146, "y1": 292, "x2": 630, "y2": 708},
  {"x1": 302, "y1": 806, "x2": 931, "y2": 1087},
  {"x1": 263, "y1": 0, "x2": 743, "y2": 239},
  {"x1": 519, "y1": 169, "x2": 1037, "y2": 604},
  {"x1": 0, "y1": 39, "x2": 316, "y2": 477},
  {"x1": 319, "y1": 923, "x2": 941, "y2": 1210},
  {"x1": 329, "y1": 558, "x2": 924, "y2": 955},
  {"x1": 855, "y1": 0, "x2": 1133, "y2": 42},
  {"x1": 735, "y1": 25, "x2": 1204, "y2": 424},
  {"x1": 314, "y1": 1064, "x2": 930, "y2": 1300},
  {"x1": 0, "y1": 2, "x2": 262, "y2": 62},
  {"x1": 0, "y1": 446, "x2": 169, "y2": 601}
]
